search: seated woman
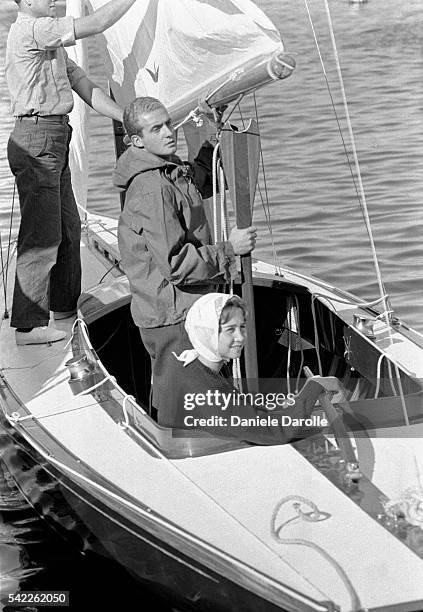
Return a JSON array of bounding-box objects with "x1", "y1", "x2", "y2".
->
[{"x1": 158, "y1": 292, "x2": 325, "y2": 444}]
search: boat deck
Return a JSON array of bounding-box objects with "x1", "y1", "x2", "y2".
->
[{"x1": 2, "y1": 214, "x2": 423, "y2": 611}]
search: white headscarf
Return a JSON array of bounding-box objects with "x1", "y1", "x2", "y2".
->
[{"x1": 173, "y1": 293, "x2": 242, "y2": 367}]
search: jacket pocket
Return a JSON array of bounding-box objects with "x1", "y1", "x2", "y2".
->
[
  {"x1": 158, "y1": 278, "x2": 177, "y2": 314},
  {"x1": 129, "y1": 213, "x2": 144, "y2": 235},
  {"x1": 127, "y1": 213, "x2": 150, "y2": 255}
]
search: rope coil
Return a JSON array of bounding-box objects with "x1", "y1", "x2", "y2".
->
[{"x1": 271, "y1": 495, "x2": 362, "y2": 610}]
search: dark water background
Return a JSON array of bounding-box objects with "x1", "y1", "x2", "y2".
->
[
  {"x1": 0, "y1": 0, "x2": 422, "y2": 609},
  {"x1": 0, "y1": 459, "x2": 174, "y2": 611}
]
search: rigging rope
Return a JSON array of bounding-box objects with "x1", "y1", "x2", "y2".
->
[
  {"x1": 0, "y1": 179, "x2": 18, "y2": 318},
  {"x1": 304, "y1": 0, "x2": 409, "y2": 425},
  {"x1": 304, "y1": 0, "x2": 390, "y2": 309},
  {"x1": 252, "y1": 93, "x2": 282, "y2": 276},
  {"x1": 294, "y1": 295, "x2": 305, "y2": 394},
  {"x1": 220, "y1": 165, "x2": 228, "y2": 241},
  {"x1": 311, "y1": 295, "x2": 323, "y2": 376},
  {"x1": 320, "y1": 0, "x2": 389, "y2": 312},
  {"x1": 212, "y1": 143, "x2": 221, "y2": 244},
  {"x1": 0, "y1": 236, "x2": 10, "y2": 314}
]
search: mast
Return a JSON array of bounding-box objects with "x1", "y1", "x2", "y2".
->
[{"x1": 220, "y1": 121, "x2": 261, "y2": 393}]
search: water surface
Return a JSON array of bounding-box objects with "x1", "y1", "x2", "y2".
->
[
  {"x1": 1, "y1": 0, "x2": 422, "y2": 328},
  {"x1": 0, "y1": 0, "x2": 422, "y2": 606}
]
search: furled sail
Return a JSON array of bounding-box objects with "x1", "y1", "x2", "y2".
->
[{"x1": 87, "y1": 0, "x2": 286, "y2": 123}]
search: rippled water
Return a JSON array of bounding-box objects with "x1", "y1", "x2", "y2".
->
[
  {"x1": 0, "y1": 457, "x2": 173, "y2": 610},
  {"x1": 1, "y1": 0, "x2": 423, "y2": 605},
  {"x1": 1, "y1": 0, "x2": 423, "y2": 331}
]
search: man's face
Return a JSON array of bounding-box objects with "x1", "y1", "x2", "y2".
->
[
  {"x1": 24, "y1": 0, "x2": 57, "y2": 17},
  {"x1": 132, "y1": 107, "x2": 177, "y2": 157}
]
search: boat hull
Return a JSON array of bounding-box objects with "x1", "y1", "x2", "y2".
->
[
  {"x1": 0, "y1": 414, "x2": 329, "y2": 612},
  {"x1": 3, "y1": 215, "x2": 423, "y2": 612}
]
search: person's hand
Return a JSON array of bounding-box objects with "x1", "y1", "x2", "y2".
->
[
  {"x1": 197, "y1": 97, "x2": 228, "y2": 124},
  {"x1": 228, "y1": 226, "x2": 257, "y2": 255}
]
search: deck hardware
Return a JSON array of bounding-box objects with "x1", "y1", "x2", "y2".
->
[
  {"x1": 342, "y1": 335, "x2": 355, "y2": 371},
  {"x1": 387, "y1": 313, "x2": 401, "y2": 329},
  {"x1": 65, "y1": 355, "x2": 96, "y2": 394},
  {"x1": 66, "y1": 355, "x2": 93, "y2": 380},
  {"x1": 344, "y1": 461, "x2": 362, "y2": 485},
  {"x1": 353, "y1": 313, "x2": 376, "y2": 338}
]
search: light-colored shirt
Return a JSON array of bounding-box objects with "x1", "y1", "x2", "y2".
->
[{"x1": 5, "y1": 13, "x2": 86, "y2": 117}]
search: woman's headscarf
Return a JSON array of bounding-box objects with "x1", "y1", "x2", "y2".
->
[{"x1": 173, "y1": 293, "x2": 242, "y2": 366}]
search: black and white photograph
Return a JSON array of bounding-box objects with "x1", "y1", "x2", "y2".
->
[{"x1": 1, "y1": 0, "x2": 423, "y2": 610}]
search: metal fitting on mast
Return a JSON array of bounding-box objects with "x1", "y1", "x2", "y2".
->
[{"x1": 267, "y1": 51, "x2": 296, "y2": 80}]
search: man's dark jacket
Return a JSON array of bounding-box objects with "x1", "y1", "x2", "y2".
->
[{"x1": 114, "y1": 143, "x2": 236, "y2": 328}]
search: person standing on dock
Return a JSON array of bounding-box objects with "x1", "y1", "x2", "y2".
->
[
  {"x1": 115, "y1": 96, "x2": 257, "y2": 420},
  {"x1": 6, "y1": 0, "x2": 138, "y2": 346}
]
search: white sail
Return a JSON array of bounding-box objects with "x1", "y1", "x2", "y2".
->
[
  {"x1": 67, "y1": 0, "x2": 90, "y2": 213},
  {"x1": 87, "y1": 0, "x2": 284, "y2": 122}
]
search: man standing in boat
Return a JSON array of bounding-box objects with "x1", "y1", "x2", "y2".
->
[
  {"x1": 115, "y1": 96, "x2": 257, "y2": 419},
  {"x1": 6, "y1": 0, "x2": 138, "y2": 346}
]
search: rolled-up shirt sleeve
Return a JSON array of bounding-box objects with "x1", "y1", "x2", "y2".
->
[
  {"x1": 33, "y1": 15, "x2": 76, "y2": 49},
  {"x1": 65, "y1": 54, "x2": 86, "y2": 88}
]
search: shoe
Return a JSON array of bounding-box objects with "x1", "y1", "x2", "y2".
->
[
  {"x1": 53, "y1": 310, "x2": 77, "y2": 320},
  {"x1": 16, "y1": 327, "x2": 67, "y2": 346}
]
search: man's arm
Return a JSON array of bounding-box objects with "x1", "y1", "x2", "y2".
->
[
  {"x1": 126, "y1": 181, "x2": 255, "y2": 286},
  {"x1": 74, "y1": 0, "x2": 137, "y2": 40},
  {"x1": 72, "y1": 76, "x2": 122, "y2": 122},
  {"x1": 126, "y1": 183, "x2": 233, "y2": 286}
]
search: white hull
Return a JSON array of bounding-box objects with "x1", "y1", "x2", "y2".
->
[{"x1": 1, "y1": 212, "x2": 423, "y2": 612}]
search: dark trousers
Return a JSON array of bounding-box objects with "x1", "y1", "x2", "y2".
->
[
  {"x1": 140, "y1": 322, "x2": 191, "y2": 417},
  {"x1": 7, "y1": 118, "x2": 81, "y2": 328}
]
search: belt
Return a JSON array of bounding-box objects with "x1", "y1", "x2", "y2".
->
[{"x1": 16, "y1": 115, "x2": 69, "y2": 123}]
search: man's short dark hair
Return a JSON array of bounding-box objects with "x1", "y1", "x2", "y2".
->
[{"x1": 123, "y1": 97, "x2": 166, "y2": 137}]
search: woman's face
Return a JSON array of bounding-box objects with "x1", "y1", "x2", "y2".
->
[{"x1": 218, "y1": 308, "x2": 246, "y2": 361}]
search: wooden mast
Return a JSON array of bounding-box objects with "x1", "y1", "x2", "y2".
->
[{"x1": 220, "y1": 121, "x2": 261, "y2": 393}]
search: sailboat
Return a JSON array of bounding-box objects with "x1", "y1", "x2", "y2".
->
[{"x1": 1, "y1": 1, "x2": 423, "y2": 610}]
